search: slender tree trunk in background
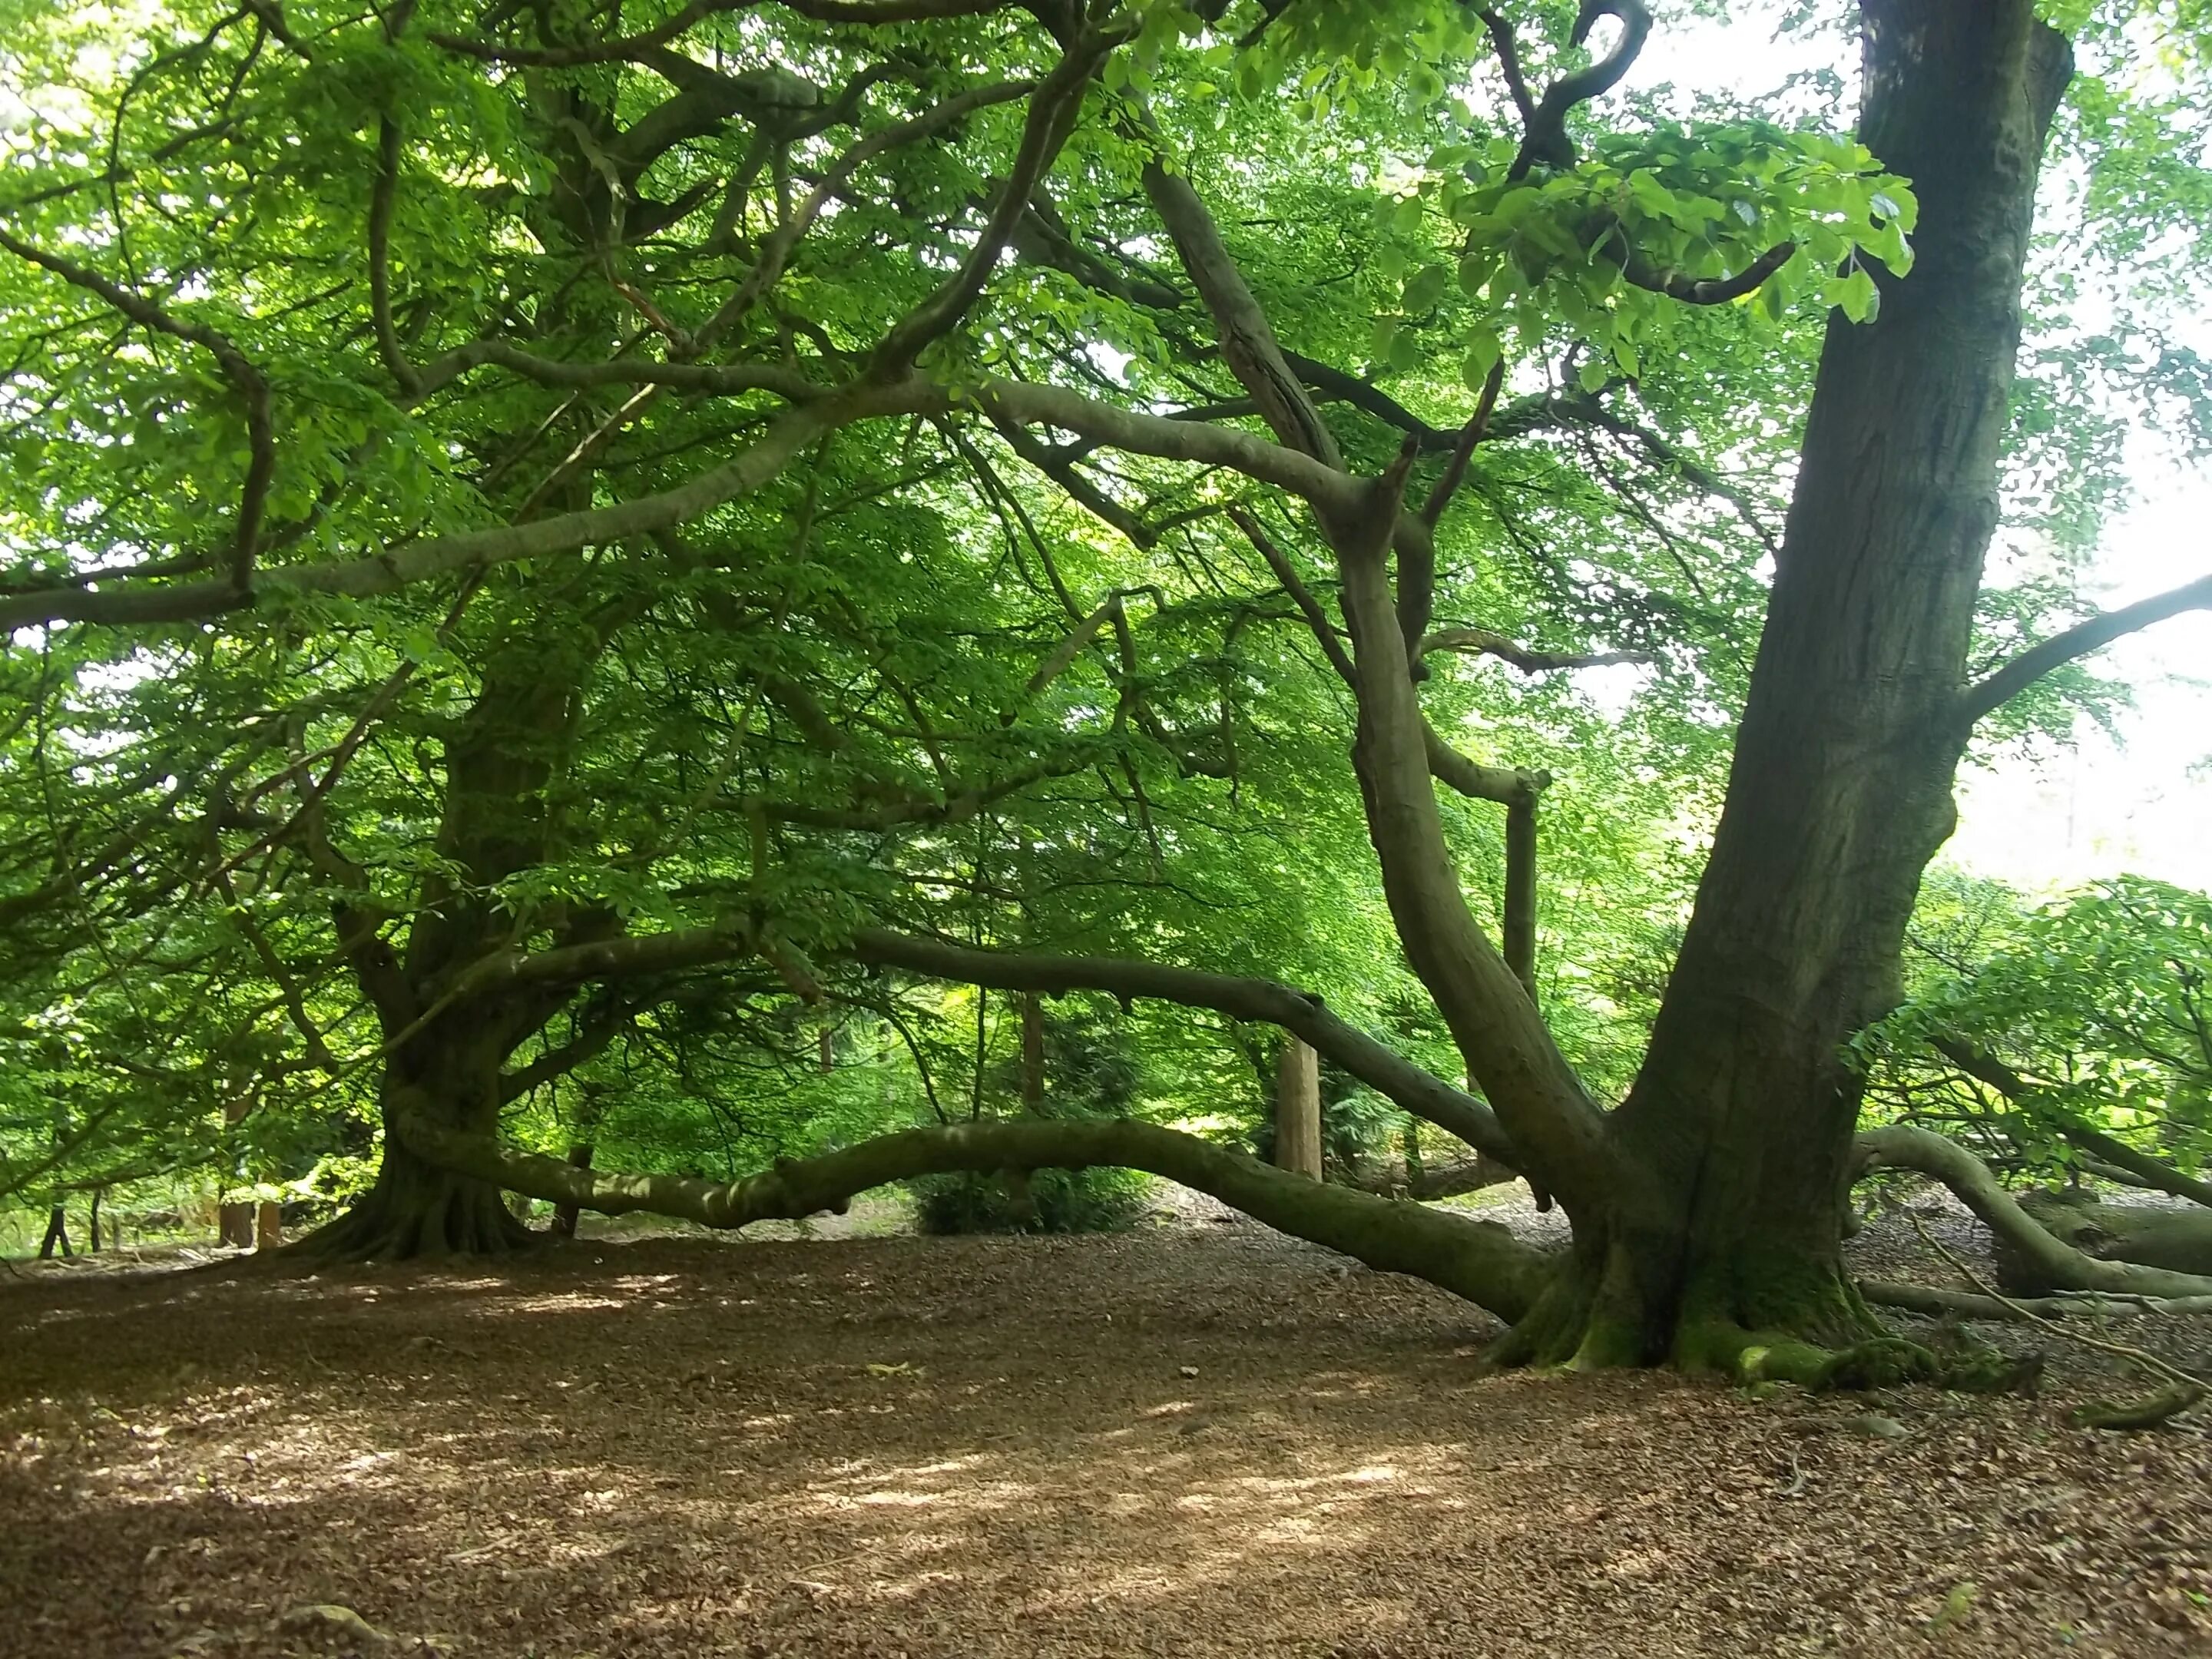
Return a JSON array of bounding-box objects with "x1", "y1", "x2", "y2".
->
[
  {"x1": 1275, "y1": 1038, "x2": 1323, "y2": 1179},
  {"x1": 1021, "y1": 992, "x2": 1045, "y2": 1113},
  {"x1": 818, "y1": 1023, "x2": 834, "y2": 1074},
  {"x1": 1518, "y1": 1, "x2": 2074, "y2": 1366},
  {"x1": 39, "y1": 1204, "x2": 70, "y2": 1259},
  {"x1": 220, "y1": 1091, "x2": 256, "y2": 1248}
]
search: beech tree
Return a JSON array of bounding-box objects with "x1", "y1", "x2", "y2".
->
[{"x1": 5, "y1": 0, "x2": 2212, "y2": 1379}]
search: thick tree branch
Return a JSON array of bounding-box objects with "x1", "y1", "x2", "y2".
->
[
  {"x1": 1956, "y1": 572, "x2": 2212, "y2": 730},
  {"x1": 1333, "y1": 465, "x2": 1614, "y2": 1214},
  {"x1": 1855, "y1": 1123, "x2": 2212, "y2": 1299},
  {"x1": 1860, "y1": 1279, "x2": 2212, "y2": 1320},
  {"x1": 871, "y1": 34, "x2": 1115, "y2": 373},
  {"x1": 1143, "y1": 164, "x2": 1341, "y2": 469},
  {"x1": 1422, "y1": 723, "x2": 1546, "y2": 807},
  {"x1": 847, "y1": 926, "x2": 1517, "y2": 1161},
  {"x1": 429, "y1": 0, "x2": 1019, "y2": 65},
  {"x1": 369, "y1": 118, "x2": 419, "y2": 393},
  {"x1": 1419, "y1": 628, "x2": 1651, "y2": 674},
  {"x1": 1508, "y1": 0, "x2": 1653, "y2": 177},
  {"x1": 2, "y1": 370, "x2": 1444, "y2": 631},
  {"x1": 1614, "y1": 238, "x2": 1796, "y2": 305},
  {"x1": 397, "y1": 1111, "x2": 1553, "y2": 1320}
]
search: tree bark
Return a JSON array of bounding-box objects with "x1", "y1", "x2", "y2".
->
[
  {"x1": 551, "y1": 1143, "x2": 596, "y2": 1240},
  {"x1": 394, "y1": 1106, "x2": 1555, "y2": 1322},
  {"x1": 1520, "y1": 2, "x2": 2075, "y2": 1366},
  {"x1": 1020, "y1": 992, "x2": 1044, "y2": 1112},
  {"x1": 1275, "y1": 1037, "x2": 1323, "y2": 1178},
  {"x1": 38, "y1": 1204, "x2": 70, "y2": 1260}
]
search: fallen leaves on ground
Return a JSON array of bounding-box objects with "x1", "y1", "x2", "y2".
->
[{"x1": 2, "y1": 1197, "x2": 2208, "y2": 1658}]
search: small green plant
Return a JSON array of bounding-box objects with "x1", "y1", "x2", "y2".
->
[{"x1": 907, "y1": 1166, "x2": 1154, "y2": 1236}]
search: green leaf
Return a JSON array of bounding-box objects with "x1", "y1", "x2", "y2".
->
[{"x1": 1401, "y1": 263, "x2": 1449, "y2": 313}]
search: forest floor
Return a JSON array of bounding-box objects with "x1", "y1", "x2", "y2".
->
[{"x1": 3, "y1": 1190, "x2": 2210, "y2": 1659}]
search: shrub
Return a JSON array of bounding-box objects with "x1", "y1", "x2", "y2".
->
[{"x1": 908, "y1": 1165, "x2": 1154, "y2": 1235}]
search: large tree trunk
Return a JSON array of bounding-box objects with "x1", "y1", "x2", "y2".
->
[
  {"x1": 302, "y1": 1047, "x2": 535, "y2": 1261},
  {"x1": 310, "y1": 632, "x2": 595, "y2": 1260},
  {"x1": 1521, "y1": 2, "x2": 2073, "y2": 1369}
]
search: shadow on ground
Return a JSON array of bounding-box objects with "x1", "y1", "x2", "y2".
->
[{"x1": 3, "y1": 1214, "x2": 2209, "y2": 1658}]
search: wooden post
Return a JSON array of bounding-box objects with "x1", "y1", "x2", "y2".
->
[
  {"x1": 1274, "y1": 1038, "x2": 1323, "y2": 1179},
  {"x1": 255, "y1": 1201, "x2": 283, "y2": 1251}
]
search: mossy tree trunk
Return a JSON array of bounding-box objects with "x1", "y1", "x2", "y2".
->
[
  {"x1": 1499, "y1": 2, "x2": 2073, "y2": 1369},
  {"x1": 303, "y1": 627, "x2": 603, "y2": 1261}
]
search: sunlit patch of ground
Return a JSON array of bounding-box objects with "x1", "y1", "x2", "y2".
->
[{"x1": 2, "y1": 1209, "x2": 2209, "y2": 1658}]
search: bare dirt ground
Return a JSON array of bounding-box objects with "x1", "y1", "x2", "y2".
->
[{"x1": 3, "y1": 1191, "x2": 2210, "y2": 1659}]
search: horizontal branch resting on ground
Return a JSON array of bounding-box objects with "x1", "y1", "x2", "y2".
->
[
  {"x1": 393, "y1": 1109, "x2": 1555, "y2": 1323},
  {"x1": 1855, "y1": 1123, "x2": 2212, "y2": 1300},
  {"x1": 1859, "y1": 1279, "x2": 2212, "y2": 1320}
]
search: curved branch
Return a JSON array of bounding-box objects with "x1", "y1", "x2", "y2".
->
[
  {"x1": 1422, "y1": 722, "x2": 1546, "y2": 807},
  {"x1": 1420, "y1": 628, "x2": 1651, "y2": 675},
  {"x1": 1860, "y1": 1279, "x2": 2212, "y2": 1320},
  {"x1": 1144, "y1": 166, "x2": 1340, "y2": 468},
  {"x1": 871, "y1": 32, "x2": 1116, "y2": 373},
  {"x1": 427, "y1": 0, "x2": 1018, "y2": 64},
  {"x1": 0, "y1": 384, "x2": 896, "y2": 630},
  {"x1": 1930, "y1": 1034, "x2": 2212, "y2": 1207},
  {"x1": 4, "y1": 366, "x2": 1430, "y2": 631},
  {"x1": 398, "y1": 1111, "x2": 1555, "y2": 1321},
  {"x1": 369, "y1": 118, "x2": 418, "y2": 393},
  {"x1": 1336, "y1": 492, "x2": 1615, "y2": 1214},
  {"x1": 1856, "y1": 1123, "x2": 2212, "y2": 1299},
  {"x1": 1512, "y1": 0, "x2": 1654, "y2": 177},
  {"x1": 1956, "y1": 572, "x2": 2212, "y2": 730},
  {"x1": 847, "y1": 927, "x2": 1518, "y2": 1161},
  {"x1": 0, "y1": 225, "x2": 274, "y2": 591}
]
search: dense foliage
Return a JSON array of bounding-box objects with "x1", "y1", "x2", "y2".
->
[{"x1": 1, "y1": 0, "x2": 2207, "y2": 1362}]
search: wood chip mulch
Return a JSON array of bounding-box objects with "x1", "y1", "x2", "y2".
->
[{"x1": 3, "y1": 1202, "x2": 2209, "y2": 1658}]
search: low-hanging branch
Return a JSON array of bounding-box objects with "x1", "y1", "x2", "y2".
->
[
  {"x1": 394, "y1": 1108, "x2": 1555, "y2": 1322},
  {"x1": 1854, "y1": 1123, "x2": 2212, "y2": 1300},
  {"x1": 1419, "y1": 628, "x2": 1653, "y2": 675},
  {"x1": 1929, "y1": 1035, "x2": 2212, "y2": 1208},
  {"x1": 425, "y1": 916, "x2": 1519, "y2": 1161},
  {"x1": 846, "y1": 927, "x2": 1518, "y2": 1161}
]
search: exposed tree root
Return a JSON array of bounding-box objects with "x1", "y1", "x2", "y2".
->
[
  {"x1": 292, "y1": 1149, "x2": 537, "y2": 1263},
  {"x1": 2068, "y1": 1382, "x2": 2207, "y2": 1431},
  {"x1": 391, "y1": 1110, "x2": 1556, "y2": 1322}
]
